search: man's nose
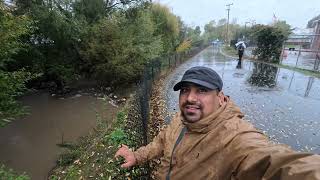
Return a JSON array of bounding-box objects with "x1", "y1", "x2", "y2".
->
[{"x1": 187, "y1": 90, "x2": 198, "y2": 102}]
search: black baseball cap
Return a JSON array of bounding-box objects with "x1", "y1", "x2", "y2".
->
[{"x1": 173, "y1": 66, "x2": 223, "y2": 91}]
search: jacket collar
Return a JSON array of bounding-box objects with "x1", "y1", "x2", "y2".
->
[{"x1": 181, "y1": 96, "x2": 243, "y2": 133}]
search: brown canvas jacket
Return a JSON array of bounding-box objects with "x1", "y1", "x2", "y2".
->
[{"x1": 133, "y1": 98, "x2": 320, "y2": 180}]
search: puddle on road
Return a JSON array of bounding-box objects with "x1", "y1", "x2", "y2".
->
[{"x1": 165, "y1": 47, "x2": 320, "y2": 153}]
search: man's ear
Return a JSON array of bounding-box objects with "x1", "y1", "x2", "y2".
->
[{"x1": 218, "y1": 91, "x2": 225, "y2": 106}]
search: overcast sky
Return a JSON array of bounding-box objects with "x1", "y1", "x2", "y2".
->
[{"x1": 156, "y1": 0, "x2": 320, "y2": 29}]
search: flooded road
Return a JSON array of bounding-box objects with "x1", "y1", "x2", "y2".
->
[
  {"x1": 0, "y1": 92, "x2": 117, "y2": 179},
  {"x1": 165, "y1": 46, "x2": 320, "y2": 153}
]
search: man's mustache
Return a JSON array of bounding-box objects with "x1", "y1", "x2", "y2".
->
[{"x1": 182, "y1": 101, "x2": 202, "y2": 109}]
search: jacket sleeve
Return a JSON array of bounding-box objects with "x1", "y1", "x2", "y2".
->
[
  {"x1": 230, "y1": 132, "x2": 320, "y2": 180},
  {"x1": 133, "y1": 116, "x2": 178, "y2": 164},
  {"x1": 133, "y1": 127, "x2": 167, "y2": 164}
]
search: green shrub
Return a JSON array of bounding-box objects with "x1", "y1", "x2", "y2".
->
[
  {"x1": 0, "y1": 164, "x2": 30, "y2": 180},
  {"x1": 0, "y1": 70, "x2": 38, "y2": 127},
  {"x1": 107, "y1": 128, "x2": 130, "y2": 146},
  {"x1": 250, "y1": 25, "x2": 288, "y2": 63}
]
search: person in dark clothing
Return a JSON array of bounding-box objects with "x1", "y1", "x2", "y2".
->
[{"x1": 236, "y1": 44, "x2": 245, "y2": 68}]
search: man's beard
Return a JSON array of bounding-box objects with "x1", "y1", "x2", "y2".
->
[{"x1": 181, "y1": 102, "x2": 203, "y2": 123}]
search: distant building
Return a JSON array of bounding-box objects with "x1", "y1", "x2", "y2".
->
[
  {"x1": 286, "y1": 28, "x2": 314, "y2": 50},
  {"x1": 284, "y1": 13, "x2": 320, "y2": 52}
]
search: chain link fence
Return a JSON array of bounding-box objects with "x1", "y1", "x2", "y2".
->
[{"x1": 280, "y1": 34, "x2": 320, "y2": 71}]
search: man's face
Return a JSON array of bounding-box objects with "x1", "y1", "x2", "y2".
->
[{"x1": 179, "y1": 83, "x2": 224, "y2": 123}]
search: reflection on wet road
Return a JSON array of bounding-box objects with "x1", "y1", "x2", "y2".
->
[{"x1": 165, "y1": 46, "x2": 320, "y2": 153}]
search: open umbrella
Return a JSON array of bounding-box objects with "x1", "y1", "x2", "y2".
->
[{"x1": 235, "y1": 41, "x2": 246, "y2": 48}]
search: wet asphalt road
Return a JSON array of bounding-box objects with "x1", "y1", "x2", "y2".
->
[{"x1": 164, "y1": 46, "x2": 320, "y2": 153}]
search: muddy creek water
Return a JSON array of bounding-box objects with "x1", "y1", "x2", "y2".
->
[
  {"x1": 0, "y1": 92, "x2": 117, "y2": 179},
  {"x1": 165, "y1": 47, "x2": 320, "y2": 153}
]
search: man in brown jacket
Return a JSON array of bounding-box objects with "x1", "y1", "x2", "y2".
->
[{"x1": 115, "y1": 66, "x2": 320, "y2": 180}]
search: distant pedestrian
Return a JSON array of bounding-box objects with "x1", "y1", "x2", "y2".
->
[{"x1": 235, "y1": 42, "x2": 246, "y2": 68}]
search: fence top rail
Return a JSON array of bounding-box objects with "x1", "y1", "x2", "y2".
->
[
  {"x1": 289, "y1": 34, "x2": 320, "y2": 37},
  {"x1": 283, "y1": 48, "x2": 320, "y2": 53}
]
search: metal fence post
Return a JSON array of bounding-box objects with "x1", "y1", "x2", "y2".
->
[
  {"x1": 295, "y1": 45, "x2": 302, "y2": 67},
  {"x1": 280, "y1": 42, "x2": 285, "y2": 64},
  {"x1": 314, "y1": 54, "x2": 320, "y2": 71},
  {"x1": 175, "y1": 54, "x2": 177, "y2": 67},
  {"x1": 151, "y1": 64, "x2": 154, "y2": 81}
]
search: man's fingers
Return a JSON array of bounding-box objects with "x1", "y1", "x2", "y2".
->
[
  {"x1": 114, "y1": 149, "x2": 121, "y2": 158},
  {"x1": 121, "y1": 144, "x2": 129, "y2": 149},
  {"x1": 115, "y1": 148, "x2": 125, "y2": 158},
  {"x1": 114, "y1": 144, "x2": 135, "y2": 169},
  {"x1": 114, "y1": 145, "x2": 129, "y2": 158},
  {"x1": 121, "y1": 161, "x2": 133, "y2": 168}
]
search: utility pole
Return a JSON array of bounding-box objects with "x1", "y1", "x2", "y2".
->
[
  {"x1": 251, "y1": 19, "x2": 256, "y2": 26},
  {"x1": 226, "y1": 3, "x2": 233, "y2": 45},
  {"x1": 244, "y1": 21, "x2": 250, "y2": 30},
  {"x1": 244, "y1": 21, "x2": 250, "y2": 41}
]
